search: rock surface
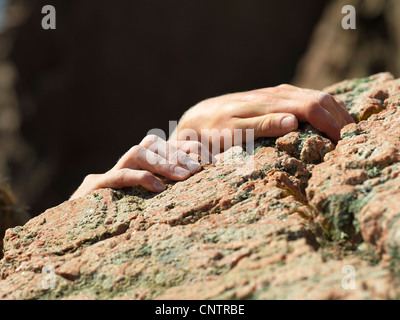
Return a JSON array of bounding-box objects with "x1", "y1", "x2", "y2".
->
[
  {"x1": 1, "y1": 73, "x2": 400, "y2": 300},
  {"x1": 0, "y1": 183, "x2": 28, "y2": 259}
]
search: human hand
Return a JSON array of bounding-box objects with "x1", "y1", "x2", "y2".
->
[
  {"x1": 169, "y1": 84, "x2": 354, "y2": 150},
  {"x1": 70, "y1": 135, "x2": 213, "y2": 200}
]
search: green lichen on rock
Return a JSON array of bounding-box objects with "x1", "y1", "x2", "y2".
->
[{"x1": 2, "y1": 73, "x2": 400, "y2": 300}]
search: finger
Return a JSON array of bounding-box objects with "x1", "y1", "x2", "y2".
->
[
  {"x1": 285, "y1": 90, "x2": 348, "y2": 128},
  {"x1": 317, "y1": 92, "x2": 353, "y2": 127},
  {"x1": 264, "y1": 89, "x2": 354, "y2": 127},
  {"x1": 333, "y1": 96, "x2": 355, "y2": 124},
  {"x1": 116, "y1": 145, "x2": 191, "y2": 180},
  {"x1": 305, "y1": 103, "x2": 342, "y2": 143},
  {"x1": 261, "y1": 91, "x2": 343, "y2": 142},
  {"x1": 98, "y1": 169, "x2": 166, "y2": 193},
  {"x1": 239, "y1": 88, "x2": 348, "y2": 142},
  {"x1": 168, "y1": 149, "x2": 202, "y2": 174},
  {"x1": 234, "y1": 113, "x2": 298, "y2": 139},
  {"x1": 140, "y1": 135, "x2": 202, "y2": 173},
  {"x1": 140, "y1": 134, "x2": 172, "y2": 159},
  {"x1": 236, "y1": 89, "x2": 346, "y2": 128},
  {"x1": 113, "y1": 145, "x2": 151, "y2": 171},
  {"x1": 173, "y1": 140, "x2": 216, "y2": 164}
]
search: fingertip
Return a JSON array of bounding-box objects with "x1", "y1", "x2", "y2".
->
[
  {"x1": 331, "y1": 125, "x2": 342, "y2": 144},
  {"x1": 186, "y1": 160, "x2": 201, "y2": 174},
  {"x1": 138, "y1": 171, "x2": 166, "y2": 193},
  {"x1": 173, "y1": 166, "x2": 191, "y2": 179},
  {"x1": 280, "y1": 114, "x2": 298, "y2": 133},
  {"x1": 152, "y1": 179, "x2": 166, "y2": 192}
]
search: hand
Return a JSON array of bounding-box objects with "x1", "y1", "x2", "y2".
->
[
  {"x1": 70, "y1": 135, "x2": 213, "y2": 200},
  {"x1": 169, "y1": 84, "x2": 354, "y2": 150}
]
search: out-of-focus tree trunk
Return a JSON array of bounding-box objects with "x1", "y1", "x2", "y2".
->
[{"x1": 293, "y1": 0, "x2": 400, "y2": 89}]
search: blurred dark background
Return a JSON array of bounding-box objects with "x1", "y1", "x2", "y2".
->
[{"x1": 0, "y1": 0, "x2": 399, "y2": 218}]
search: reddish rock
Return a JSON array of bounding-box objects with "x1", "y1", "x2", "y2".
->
[
  {"x1": 1, "y1": 73, "x2": 400, "y2": 299},
  {"x1": 276, "y1": 126, "x2": 335, "y2": 164},
  {"x1": 308, "y1": 73, "x2": 400, "y2": 263}
]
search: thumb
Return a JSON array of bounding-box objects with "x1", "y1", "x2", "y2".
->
[{"x1": 235, "y1": 113, "x2": 298, "y2": 139}]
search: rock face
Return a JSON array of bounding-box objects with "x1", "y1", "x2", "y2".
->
[{"x1": 1, "y1": 73, "x2": 400, "y2": 300}]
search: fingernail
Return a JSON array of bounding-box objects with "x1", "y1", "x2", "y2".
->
[
  {"x1": 281, "y1": 115, "x2": 297, "y2": 131},
  {"x1": 186, "y1": 160, "x2": 201, "y2": 173},
  {"x1": 153, "y1": 180, "x2": 166, "y2": 192},
  {"x1": 174, "y1": 166, "x2": 190, "y2": 177}
]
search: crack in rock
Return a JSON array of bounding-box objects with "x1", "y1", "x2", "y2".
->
[{"x1": 2, "y1": 73, "x2": 400, "y2": 299}]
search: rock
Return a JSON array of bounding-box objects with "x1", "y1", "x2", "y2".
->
[
  {"x1": 275, "y1": 125, "x2": 335, "y2": 165},
  {"x1": 308, "y1": 73, "x2": 400, "y2": 269},
  {"x1": 1, "y1": 73, "x2": 400, "y2": 299}
]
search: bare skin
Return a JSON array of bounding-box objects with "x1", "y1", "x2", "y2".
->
[
  {"x1": 72, "y1": 84, "x2": 354, "y2": 199},
  {"x1": 169, "y1": 84, "x2": 354, "y2": 150},
  {"x1": 70, "y1": 135, "x2": 213, "y2": 200}
]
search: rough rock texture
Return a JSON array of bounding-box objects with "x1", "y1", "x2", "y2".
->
[{"x1": 1, "y1": 73, "x2": 400, "y2": 300}]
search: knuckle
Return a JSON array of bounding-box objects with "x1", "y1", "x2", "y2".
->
[
  {"x1": 83, "y1": 174, "x2": 99, "y2": 188},
  {"x1": 241, "y1": 92, "x2": 257, "y2": 102},
  {"x1": 145, "y1": 150, "x2": 161, "y2": 166},
  {"x1": 84, "y1": 174, "x2": 95, "y2": 183},
  {"x1": 140, "y1": 134, "x2": 159, "y2": 147},
  {"x1": 160, "y1": 162, "x2": 172, "y2": 172},
  {"x1": 116, "y1": 168, "x2": 130, "y2": 181},
  {"x1": 138, "y1": 170, "x2": 153, "y2": 182},
  {"x1": 169, "y1": 164, "x2": 181, "y2": 176},
  {"x1": 276, "y1": 84, "x2": 293, "y2": 91},
  {"x1": 157, "y1": 162, "x2": 175, "y2": 176},
  {"x1": 178, "y1": 140, "x2": 203, "y2": 156},
  {"x1": 112, "y1": 169, "x2": 133, "y2": 187},
  {"x1": 260, "y1": 115, "x2": 273, "y2": 132},
  {"x1": 130, "y1": 145, "x2": 146, "y2": 158},
  {"x1": 264, "y1": 84, "x2": 293, "y2": 96},
  {"x1": 278, "y1": 83, "x2": 291, "y2": 89},
  {"x1": 318, "y1": 91, "x2": 334, "y2": 105}
]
